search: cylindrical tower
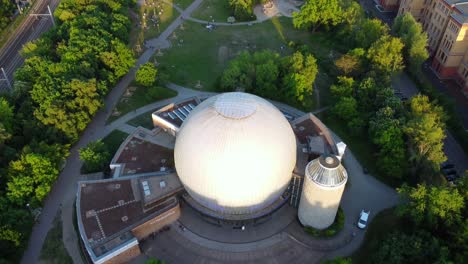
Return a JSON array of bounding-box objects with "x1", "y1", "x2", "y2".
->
[{"x1": 298, "y1": 155, "x2": 348, "y2": 229}]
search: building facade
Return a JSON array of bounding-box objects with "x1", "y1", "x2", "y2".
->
[{"x1": 398, "y1": 0, "x2": 468, "y2": 95}]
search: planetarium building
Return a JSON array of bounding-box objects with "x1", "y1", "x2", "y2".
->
[
  {"x1": 76, "y1": 91, "x2": 348, "y2": 264},
  {"x1": 175, "y1": 93, "x2": 297, "y2": 217}
]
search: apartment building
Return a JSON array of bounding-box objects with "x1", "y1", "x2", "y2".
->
[{"x1": 398, "y1": 0, "x2": 468, "y2": 95}]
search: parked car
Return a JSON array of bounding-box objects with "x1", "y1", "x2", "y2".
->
[{"x1": 358, "y1": 210, "x2": 370, "y2": 229}]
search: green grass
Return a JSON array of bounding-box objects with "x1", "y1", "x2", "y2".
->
[
  {"x1": 173, "y1": 0, "x2": 194, "y2": 9},
  {"x1": 305, "y1": 207, "x2": 345, "y2": 238},
  {"x1": 129, "y1": 0, "x2": 182, "y2": 50},
  {"x1": 156, "y1": 17, "x2": 339, "y2": 91},
  {"x1": 192, "y1": 0, "x2": 232, "y2": 22},
  {"x1": 351, "y1": 208, "x2": 405, "y2": 264},
  {"x1": 127, "y1": 109, "x2": 157, "y2": 129},
  {"x1": 102, "y1": 130, "x2": 130, "y2": 155},
  {"x1": 107, "y1": 83, "x2": 177, "y2": 123},
  {"x1": 40, "y1": 212, "x2": 73, "y2": 264}
]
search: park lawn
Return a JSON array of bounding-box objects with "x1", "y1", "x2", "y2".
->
[
  {"x1": 40, "y1": 212, "x2": 73, "y2": 264},
  {"x1": 107, "y1": 83, "x2": 177, "y2": 123},
  {"x1": 155, "y1": 17, "x2": 338, "y2": 93},
  {"x1": 127, "y1": 109, "x2": 156, "y2": 129},
  {"x1": 129, "y1": 0, "x2": 181, "y2": 49},
  {"x1": 172, "y1": 0, "x2": 194, "y2": 9},
  {"x1": 192, "y1": 0, "x2": 232, "y2": 22},
  {"x1": 142, "y1": 1, "x2": 180, "y2": 40},
  {"x1": 351, "y1": 208, "x2": 405, "y2": 264}
]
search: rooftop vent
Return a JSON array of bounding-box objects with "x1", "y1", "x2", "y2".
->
[
  {"x1": 131, "y1": 156, "x2": 137, "y2": 161},
  {"x1": 86, "y1": 210, "x2": 96, "y2": 218},
  {"x1": 142, "y1": 181, "x2": 151, "y2": 196},
  {"x1": 121, "y1": 216, "x2": 128, "y2": 222},
  {"x1": 115, "y1": 183, "x2": 121, "y2": 189},
  {"x1": 299, "y1": 126, "x2": 305, "y2": 131},
  {"x1": 160, "y1": 181, "x2": 166, "y2": 189},
  {"x1": 118, "y1": 200, "x2": 125, "y2": 206}
]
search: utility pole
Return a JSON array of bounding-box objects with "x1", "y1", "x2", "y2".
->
[
  {"x1": 0, "y1": 67, "x2": 12, "y2": 91},
  {"x1": 30, "y1": 5, "x2": 55, "y2": 27}
]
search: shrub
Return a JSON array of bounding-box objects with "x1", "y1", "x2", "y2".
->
[{"x1": 304, "y1": 207, "x2": 345, "y2": 237}]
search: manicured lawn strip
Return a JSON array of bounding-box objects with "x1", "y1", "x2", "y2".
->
[
  {"x1": 127, "y1": 109, "x2": 156, "y2": 129},
  {"x1": 351, "y1": 208, "x2": 406, "y2": 264},
  {"x1": 191, "y1": 0, "x2": 232, "y2": 22},
  {"x1": 156, "y1": 17, "x2": 340, "y2": 94},
  {"x1": 107, "y1": 83, "x2": 177, "y2": 123},
  {"x1": 102, "y1": 130, "x2": 130, "y2": 156},
  {"x1": 40, "y1": 212, "x2": 73, "y2": 264}
]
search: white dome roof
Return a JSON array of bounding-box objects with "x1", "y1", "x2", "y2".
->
[{"x1": 174, "y1": 92, "x2": 297, "y2": 215}]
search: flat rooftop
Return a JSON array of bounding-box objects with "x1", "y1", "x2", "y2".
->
[
  {"x1": 77, "y1": 173, "x2": 183, "y2": 258},
  {"x1": 154, "y1": 98, "x2": 200, "y2": 127},
  {"x1": 115, "y1": 137, "x2": 174, "y2": 175}
]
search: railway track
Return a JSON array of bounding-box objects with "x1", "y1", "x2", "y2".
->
[{"x1": 0, "y1": 0, "x2": 61, "y2": 92}]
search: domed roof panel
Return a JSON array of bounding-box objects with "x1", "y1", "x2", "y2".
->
[{"x1": 174, "y1": 92, "x2": 297, "y2": 215}]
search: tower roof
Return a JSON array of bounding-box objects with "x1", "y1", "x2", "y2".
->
[{"x1": 306, "y1": 155, "x2": 347, "y2": 188}]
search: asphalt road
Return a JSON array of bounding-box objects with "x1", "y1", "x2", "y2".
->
[{"x1": 0, "y1": 0, "x2": 61, "y2": 92}]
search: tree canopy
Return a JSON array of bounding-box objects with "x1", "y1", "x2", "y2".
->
[
  {"x1": 136, "y1": 63, "x2": 158, "y2": 87},
  {"x1": 220, "y1": 50, "x2": 317, "y2": 107},
  {"x1": 398, "y1": 184, "x2": 465, "y2": 228},
  {"x1": 405, "y1": 95, "x2": 447, "y2": 169},
  {"x1": 293, "y1": 0, "x2": 343, "y2": 31},
  {"x1": 393, "y1": 13, "x2": 429, "y2": 75},
  {"x1": 79, "y1": 140, "x2": 111, "y2": 174}
]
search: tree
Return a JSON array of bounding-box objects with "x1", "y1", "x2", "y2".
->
[
  {"x1": 79, "y1": 140, "x2": 110, "y2": 173},
  {"x1": 281, "y1": 52, "x2": 318, "y2": 105},
  {"x1": 0, "y1": 97, "x2": 14, "y2": 132},
  {"x1": 7, "y1": 153, "x2": 60, "y2": 205},
  {"x1": 332, "y1": 96, "x2": 359, "y2": 122},
  {"x1": 369, "y1": 107, "x2": 406, "y2": 178},
  {"x1": 32, "y1": 78, "x2": 102, "y2": 140},
  {"x1": 397, "y1": 184, "x2": 464, "y2": 228},
  {"x1": 293, "y1": 0, "x2": 343, "y2": 31},
  {"x1": 404, "y1": 95, "x2": 447, "y2": 169},
  {"x1": 0, "y1": 0, "x2": 15, "y2": 31},
  {"x1": 352, "y1": 18, "x2": 389, "y2": 49},
  {"x1": 367, "y1": 35, "x2": 405, "y2": 78},
  {"x1": 228, "y1": 0, "x2": 255, "y2": 21},
  {"x1": 330, "y1": 76, "x2": 354, "y2": 98},
  {"x1": 371, "y1": 231, "x2": 450, "y2": 264},
  {"x1": 393, "y1": 13, "x2": 429, "y2": 75},
  {"x1": 335, "y1": 53, "x2": 361, "y2": 76},
  {"x1": 136, "y1": 63, "x2": 158, "y2": 87}
]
